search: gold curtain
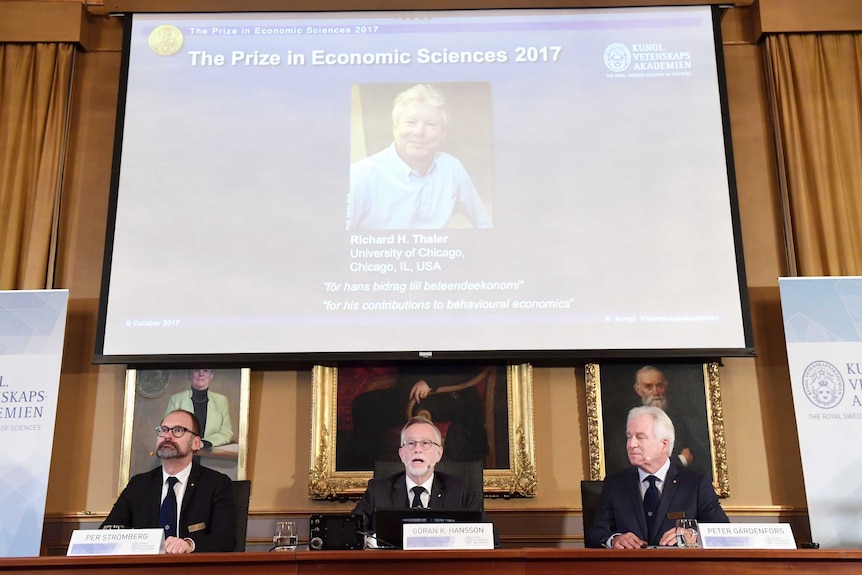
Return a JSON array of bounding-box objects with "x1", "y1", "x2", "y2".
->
[
  {"x1": 0, "y1": 42, "x2": 76, "y2": 290},
  {"x1": 765, "y1": 33, "x2": 862, "y2": 276}
]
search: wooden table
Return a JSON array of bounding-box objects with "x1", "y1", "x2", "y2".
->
[{"x1": 1, "y1": 548, "x2": 860, "y2": 574}]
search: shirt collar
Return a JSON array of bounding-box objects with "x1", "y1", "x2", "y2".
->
[
  {"x1": 385, "y1": 142, "x2": 439, "y2": 179},
  {"x1": 163, "y1": 461, "x2": 193, "y2": 485},
  {"x1": 405, "y1": 472, "x2": 435, "y2": 494},
  {"x1": 637, "y1": 457, "x2": 671, "y2": 484}
]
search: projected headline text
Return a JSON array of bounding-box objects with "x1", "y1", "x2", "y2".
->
[{"x1": 188, "y1": 47, "x2": 563, "y2": 67}]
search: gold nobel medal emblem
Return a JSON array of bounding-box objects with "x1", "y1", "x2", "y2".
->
[{"x1": 148, "y1": 25, "x2": 184, "y2": 56}]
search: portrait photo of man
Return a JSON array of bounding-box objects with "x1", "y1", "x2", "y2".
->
[
  {"x1": 346, "y1": 82, "x2": 494, "y2": 231},
  {"x1": 333, "y1": 365, "x2": 510, "y2": 473},
  {"x1": 596, "y1": 364, "x2": 715, "y2": 481}
]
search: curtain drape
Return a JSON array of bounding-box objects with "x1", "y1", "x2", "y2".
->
[
  {"x1": 0, "y1": 42, "x2": 76, "y2": 289},
  {"x1": 765, "y1": 33, "x2": 862, "y2": 276}
]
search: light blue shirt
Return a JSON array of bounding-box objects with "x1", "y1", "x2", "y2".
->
[{"x1": 348, "y1": 143, "x2": 492, "y2": 230}]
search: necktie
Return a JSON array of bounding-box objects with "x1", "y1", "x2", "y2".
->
[
  {"x1": 159, "y1": 476, "x2": 179, "y2": 538},
  {"x1": 643, "y1": 475, "x2": 659, "y2": 524},
  {"x1": 410, "y1": 486, "x2": 426, "y2": 508}
]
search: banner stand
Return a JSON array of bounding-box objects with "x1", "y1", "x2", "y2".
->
[{"x1": 0, "y1": 290, "x2": 69, "y2": 557}]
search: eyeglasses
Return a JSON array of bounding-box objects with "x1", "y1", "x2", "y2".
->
[
  {"x1": 155, "y1": 425, "x2": 199, "y2": 438},
  {"x1": 401, "y1": 440, "x2": 441, "y2": 451}
]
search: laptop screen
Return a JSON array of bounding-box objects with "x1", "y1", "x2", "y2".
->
[{"x1": 373, "y1": 508, "x2": 484, "y2": 549}]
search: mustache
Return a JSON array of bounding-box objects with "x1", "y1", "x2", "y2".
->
[
  {"x1": 156, "y1": 439, "x2": 182, "y2": 459},
  {"x1": 643, "y1": 396, "x2": 667, "y2": 409}
]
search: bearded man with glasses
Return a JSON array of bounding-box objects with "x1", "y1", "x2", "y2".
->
[
  {"x1": 101, "y1": 409, "x2": 236, "y2": 553},
  {"x1": 351, "y1": 416, "x2": 495, "y2": 544}
]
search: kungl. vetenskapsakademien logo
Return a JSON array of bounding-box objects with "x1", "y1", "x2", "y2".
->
[
  {"x1": 603, "y1": 43, "x2": 631, "y2": 72},
  {"x1": 802, "y1": 360, "x2": 844, "y2": 409}
]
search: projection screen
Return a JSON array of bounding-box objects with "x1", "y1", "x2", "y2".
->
[{"x1": 95, "y1": 6, "x2": 754, "y2": 364}]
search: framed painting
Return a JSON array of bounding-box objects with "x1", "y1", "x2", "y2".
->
[
  {"x1": 309, "y1": 363, "x2": 536, "y2": 499},
  {"x1": 585, "y1": 362, "x2": 729, "y2": 497},
  {"x1": 118, "y1": 368, "x2": 250, "y2": 492}
]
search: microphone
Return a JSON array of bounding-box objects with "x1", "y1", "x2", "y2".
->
[
  {"x1": 309, "y1": 536, "x2": 324, "y2": 550},
  {"x1": 356, "y1": 530, "x2": 399, "y2": 549}
]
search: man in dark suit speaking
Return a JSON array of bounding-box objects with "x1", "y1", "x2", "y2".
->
[
  {"x1": 351, "y1": 415, "x2": 492, "y2": 544},
  {"x1": 101, "y1": 409, "x2": 236, "y2": 553},
  {"x1": 586, "y1": 406, "x2": 728, "y2": 548}
]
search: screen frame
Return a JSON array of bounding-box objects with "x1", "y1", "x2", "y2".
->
[{"x1": 93, "y1": 6, "x2": 755, "y2": 368}]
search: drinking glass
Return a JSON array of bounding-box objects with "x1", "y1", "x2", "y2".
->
[
  {"x1": 675, "y1": 518, "x2": 699, "y2": 548},
  {"x1": 273, "y1": 521, "x2": 298, "y2": 551}
]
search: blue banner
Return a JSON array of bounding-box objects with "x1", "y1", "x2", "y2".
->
[
  {"x1": 0, "y1": 290, "x2": 69, "y2": 557},
  {"x1": 780, "y1": 277, "x2": 862, "y2": 548}
]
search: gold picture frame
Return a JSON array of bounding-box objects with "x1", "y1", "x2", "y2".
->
[
  {"x1": 585, "y1": 362, "x2": 729, "y2": 497},
  {"x1": 119, "y1": 368, "x2": 251, "y2": 492},
  {"x1": 309, "y1": 363, "x2": 536, "y2": 499}
]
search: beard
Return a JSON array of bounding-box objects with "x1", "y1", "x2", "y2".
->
[
  {"x1": 642, "y1": 395, "x2": 668, "y2": 411},
  {"x1": 156, "y1": 440, "x2": 186, "y2": 459},
  {"x1": 403, "y1": 458, "x2": 433, "y2": 480}
]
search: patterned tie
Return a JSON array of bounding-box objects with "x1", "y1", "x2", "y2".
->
[
  {"x1": 643, "y1": 475, "x2": 660, "y2": 525},
  {"x1": 159, "y1": 476, "x2": 179, "y2": 538},
  {"x1": 410, "y1": 486, "x2": 426, "y2": 508}
]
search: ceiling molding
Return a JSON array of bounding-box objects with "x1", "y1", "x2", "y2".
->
[{"x1": 102, "y1": 0, "x2": 753, "y2": 14}]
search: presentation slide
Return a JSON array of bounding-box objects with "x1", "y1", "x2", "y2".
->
[{"x1": 97, "y1": 7, "x2": 751, "y2": 362}]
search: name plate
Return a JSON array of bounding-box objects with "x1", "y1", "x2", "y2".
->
[
  {"x1": 402, "y1": 522, "x2": 494, "y2": 550},
  {"x1": 699, "y1": 523, "x2": 796, "y2": 549},
  {"x1": 67, "y1": 529, "x2": 165, "y2": 556}
]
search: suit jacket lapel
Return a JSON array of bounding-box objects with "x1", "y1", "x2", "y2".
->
[
  {"x1": 626, "y1": 468, "x2": 649, "y2": 537},
  {"x1": 650, "y1": 464, "x2": 679, "y2": 541},
  {"x1": 391, "y1": 472, "x2": 409, "y2": 508},
  {"x1": 148, "y1": 467, "x2": 164, "y2": 527},
  {"x1": 179, "y1": 462, "x2": 202, "y2": 521},
  {"x1": 429, "y1": 474, "x2": 445, "y2": 509}
]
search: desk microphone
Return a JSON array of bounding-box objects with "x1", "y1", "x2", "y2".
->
[{"x1": 356, "y1": 530, "x2": 399, "y2": 550}]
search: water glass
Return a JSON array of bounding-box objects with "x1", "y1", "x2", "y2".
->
[
  {"x1": 675, "y1": 518, "x2": 699, "y2": 548},
  {"x1": 273, "y1": 520, "x2": 298, "y2": 551}
]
